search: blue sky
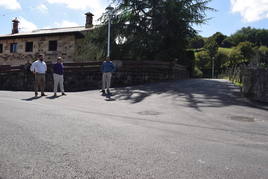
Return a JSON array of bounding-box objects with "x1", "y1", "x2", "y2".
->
[{"x1": 0, "y1": 0, "x2": 268, "y2": 37}]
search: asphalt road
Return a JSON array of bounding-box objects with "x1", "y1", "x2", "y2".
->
[{"x1": 0, "y1": 79, "x2": 268, "y2": 179}]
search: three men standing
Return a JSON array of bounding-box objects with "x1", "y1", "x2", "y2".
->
[
  {"x1": 101, "y1": 57, "x2": 115, "y2": 95},
  {"x1": 30, "y1": 55, "x2": 115, "y2": 97},
  {"x1": 53, "y1": 57, "x2": 66, "y2": 97},
  {"x1": 30, "y1": 54, "x2": 47, "y2": 97}
]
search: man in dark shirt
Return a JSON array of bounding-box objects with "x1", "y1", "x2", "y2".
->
[
  {"x1": 101, "y1": 57, "x2": 116, "y2": 95},
  {"x1": 53, "y1": 57, "x2": 66, "y2": 96}
]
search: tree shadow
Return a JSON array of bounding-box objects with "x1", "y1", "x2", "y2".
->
[{"x1": 111, "y1": 79, "x2": 268, "y2": 111}]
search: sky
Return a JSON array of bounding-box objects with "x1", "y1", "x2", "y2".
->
[{"x1": 0, "y1": 0, "x2": 268, "y2": 37}]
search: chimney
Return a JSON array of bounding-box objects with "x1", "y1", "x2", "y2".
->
[
  {"x1": 12, "y1": 17, "x2": 19, "y2": 34},
  {"x1": 85, "y1": 12, "x2": 94, "y2": 28}
]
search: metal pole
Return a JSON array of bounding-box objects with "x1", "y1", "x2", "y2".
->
[
  {"x1": 106, "y1": 5, "x2": 114, "y2": 58},
  {"x1": 107, "y1": 15, "x2": 111, "y2": 58},
  {"x1": 212, "y1": 57, "x2": 215, "y2": 78}
]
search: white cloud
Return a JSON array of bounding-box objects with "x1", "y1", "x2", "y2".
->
[
  {"x1": 0, "y1": 0, "x2": 21, "y2": 10},
  {"x1": 55, "y1": 20, "x2": 80, "y2": 27},
  {"x1": 231, "y1": 0, "x2": 268, "y2": 22},
  {"x1": 46, "y1": 0, "x2": 108, "y2": 22},
  {"x1": 19, "y1": 17, "x2": 38, "y2": 32},
  {"x1": 36, "y1": 4, "x2": 48, "y2": 13}
]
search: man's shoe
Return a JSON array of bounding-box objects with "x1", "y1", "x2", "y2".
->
[
  {"x1": 35, "y1": 93, "x2": 38, "y2": 97},
  {"x1": 101, "y1": 90, "x2": 106, "y2": 96},
  {"x1": 53, "y1": 93, "x2": 57, "y2": 97},
  {"x1": 106, "y1": 89, "x2": 111, "y2": 95},
  {"x1": 62, "y1": 92, "x2": 66, "y2": 96},
  {"x1": 41, "y1": 93, "x2": 47, "y2": 96}
]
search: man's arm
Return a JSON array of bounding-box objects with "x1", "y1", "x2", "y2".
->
[
  {"x1": 30, "y1": 62, "x2": 35, "y2": 73},
  {"x1": 112, "y1": 63, "x2": 116, "y2": 72},
  {"x1": 100, "y1": 62, "x2": 104, "y2": 72}
]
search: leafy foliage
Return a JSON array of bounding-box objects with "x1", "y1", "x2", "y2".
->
[
  {"x1": 75, "y1": 27, "x2": 106, "y2": 61},
  {"x1": 229, "y1": 27, "x2": 268, "y2": 46},
  {"x1": 195, "y1": 50, "x2": 210, "y2": 69},
  {"x1": 105, "y1": 0, "x2": 213, "y2": 61},
  {"x1": 191, "y1": 27, "x2": 268, "y2": 77},
  {"x1": 189, "y1": 35, "x2": 205, "y2": 49},
  {"x1": 235, "y1": 41, "x2": 255, "y2": 61},
  {"x1": 210, "y1": 32, "x2": 227, "y2": 46}
]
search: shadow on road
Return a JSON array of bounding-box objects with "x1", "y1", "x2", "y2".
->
[
  {"x1": 46, "y1": 95, "x2": 61, "y2": 100},
  {"x1": 21, "y1": 96, "x2": 42, "y2": 101},
  {"x1": 111, "y1": 79, "x2": 268, "y2": 111},
  {"x1": 21, "y1": 95, "x2": 63, "y2": 101}
]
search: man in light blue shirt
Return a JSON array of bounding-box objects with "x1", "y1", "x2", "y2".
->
[
  {"x1": 30, "y1": 54, "x2": 47, "y2": 97},
  {"x1": 101, "y1": 57, "x2": 115, "y2": 95}
]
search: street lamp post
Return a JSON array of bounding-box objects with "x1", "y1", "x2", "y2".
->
[{"x1": 106, "y1": 6, "x2": 114, "y2": 58}]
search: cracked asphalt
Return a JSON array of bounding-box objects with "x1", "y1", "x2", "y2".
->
[{"x1": 0, "y1": 79, "x2": 268, "y2": 179}]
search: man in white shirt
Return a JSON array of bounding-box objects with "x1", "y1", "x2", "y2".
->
[{"x1": 30, "y1": 54, "x2": 47, "y2": 97}]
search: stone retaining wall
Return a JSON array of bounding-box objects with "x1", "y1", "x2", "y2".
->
[
  {"x1": 0, "y1": 61, "x2": 189, "y2": 92},
  {"x1": 226, "y1": 65, "x2": 268, "y2": 102},
  {"x1": 242, "y1": 68, "x2": 268, "y2": 102}
]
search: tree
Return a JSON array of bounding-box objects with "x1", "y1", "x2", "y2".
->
[
  {"x1": 189, "y1": 35, "x2": 205, "y2": 49},
  {"x1": 229, "y1": 26, "x2": 268, "y2": 46},
  {"x1": 204, "y1": 37, "x2": 219, "y2": 77},
  {"x1": 195, "y1": 50, "x2": 210, "y2": 68},
  {"x1": 75, "y1": 27, "x2": 107, "y2": 61},
  {"x1": 236, "y1": 41, "x2": 255, "y2": 62},
  {"x1": 221, "y1": 37, "x2": 235, "y2": 48},
  {"x1": 210, "y1": 32, "x2": 227, "y2": 47},
  {"x1": 257, "y1": 46, "x2": 268, "y2": 65},
  {"x1": 228, "y1": 48, "x2": 244, "y2": 66},
  {"x1": 101, "y1": 0, "x2": 213, "y2": 61},
  {"x1": 204, "y1": 38, "x2": 219, "y2": 58}
]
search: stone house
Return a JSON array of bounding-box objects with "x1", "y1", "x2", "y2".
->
[{"x1": 0, "y1": 12, "x2": 94, "y2": 65}]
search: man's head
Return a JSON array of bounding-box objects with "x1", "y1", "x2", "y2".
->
[
  {"x1": 106, "y1": 57, "x2": 111, "y2": 61},
  {"x1": 38, "y1": 54, "x2": 44, "y2": 61},
  {"x1": 57, "y1": 57, "x2": 62, "y2": 63}
]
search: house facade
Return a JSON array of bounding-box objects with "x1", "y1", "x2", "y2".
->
[{"x1": 0, "y1": 12, "x2": 94, "y2": 65}]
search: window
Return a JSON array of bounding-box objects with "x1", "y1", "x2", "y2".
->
[
  {"x1": 48, "y1": 40, "x2": 57, "y2": 51},
  {"x1": 0, "y1": 44, "x2": 3, "y2": 53},
  {"x1": 10, "y1": 43, "x2": 17, "y2": 53},
  {"x1": 25, "y1": 42, "x2": 33, "y2": 52}
]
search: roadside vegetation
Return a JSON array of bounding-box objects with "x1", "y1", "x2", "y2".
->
[{"x1": 190, "y1": 27, "x2": 268, "y2": 79}]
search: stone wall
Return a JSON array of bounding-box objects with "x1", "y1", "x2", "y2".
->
[
  {"x1": 0, "y1": 34, "x2": 77, "y2": 65},
  {"x1": 226, "y1": 65, "x2": 268, "y2": 102},
  {"x1": 241, "y1": 68, "x2": 268, "y2": 102},
  {"x1": 0, "y1": 61, "x2": 189, "y2": 92}
]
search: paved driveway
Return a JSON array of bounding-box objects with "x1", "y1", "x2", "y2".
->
[{"x1": 0, "y1": 79, "x2": 268, "y2": 179}]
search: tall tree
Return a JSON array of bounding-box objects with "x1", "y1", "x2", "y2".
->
[{"x1": 103, "y1": 0, "x2": 213, "y2": 61}]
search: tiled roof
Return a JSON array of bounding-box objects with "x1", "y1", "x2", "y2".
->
[{"x1": 0, "y1": 26, "x2": 95, "y2": 39}]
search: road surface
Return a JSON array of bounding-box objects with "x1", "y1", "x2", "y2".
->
[{"x1": 0, "y1": 79, "x2": 268, "y2": 179}]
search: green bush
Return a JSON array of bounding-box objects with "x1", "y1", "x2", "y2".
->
[
  {"x1": 258, "y1": 46, "x2": 268, "y2": 65},
  {"x1": 195, "y1": 50, "x2": 211, "y2": 69},
  {"x1": 228, "y1": 48, "x2": 244, "y2": 66},
  {"x1": 215, "y1": 49, "x2": 229, "y2": 70},
  {"x1": 193, "y1": 66, "x2": 203, "y2": 78}
]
